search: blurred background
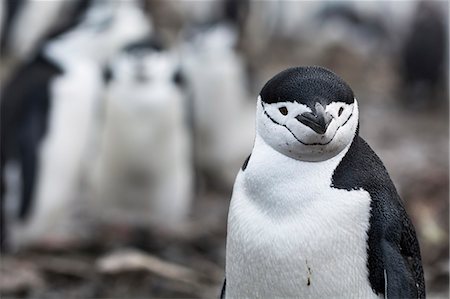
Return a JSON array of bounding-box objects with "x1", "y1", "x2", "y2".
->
[{"x1": 0, "y1": 0, "x2": 448, "y2": 298}]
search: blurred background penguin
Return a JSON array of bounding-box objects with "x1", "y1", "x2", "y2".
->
[
  {"x1": 179, "y1": 14, "x2": 254, "y2": 190},
  {"x1": 1, "y1": 0, "x2": 152, "y2": 248},
  {"x1": 0, "y1": 0, "x2": 448, "y2": 298},
  {"x1": 90, "y1": 36, "x2": 193, "y2": 237}
]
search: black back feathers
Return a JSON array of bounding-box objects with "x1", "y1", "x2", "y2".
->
[
  {"x1": 260, "y1": 66, "x2": 354, "y2": 108},
  {"x1": 332, "y1": 136, "x2": 425, "y2": 298}
]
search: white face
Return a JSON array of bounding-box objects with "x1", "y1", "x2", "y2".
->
[
  {"x1": 112, "y1": 50, "x2": 178, "y2": 84},
  {"x1": 256, "y1": 96, "x2": 359, "y2": 162}
]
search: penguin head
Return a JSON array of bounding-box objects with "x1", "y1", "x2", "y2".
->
[
  {"x1": 109, "y1": 38, "x2": 180, "y2": 86},
  {"x1": 256, "y1": 66, "x2": 359, "y2": 162}
]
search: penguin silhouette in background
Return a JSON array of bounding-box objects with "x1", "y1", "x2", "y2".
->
[
  {"x1": 180, "y1": 21, "x2": 254, "y2": 189},
  {"x1": 1, "y1": 0, "x2": 94, "y2": 251},
  {"x1": 91, "y1": 38, "x2": 193, "y2": 233},
  {"x1": 224, "y1": 66, "x2": 425, "y2": 299},
  {"x1": 399, "y1": 0, "x2": 447, "y2": 108},
  {"x1": 1, "y1": 0, "x2": 152, "y2": 249}
]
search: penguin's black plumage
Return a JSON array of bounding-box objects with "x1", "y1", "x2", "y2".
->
[
  {"x1": 1, "y1": 53, "x2": 63, "y2": 220},
  {"x1": 332, "y1": 134, "x2": 425, "y2": 298},
  {"x1": 260, "y1": 66, "x2": 355, "y2": 105}
]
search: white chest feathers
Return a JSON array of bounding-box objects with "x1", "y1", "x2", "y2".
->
[{"x1": 226, "y1": 135, "x2": 380, "y2": 299}]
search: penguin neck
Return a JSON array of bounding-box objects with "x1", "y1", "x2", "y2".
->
[
  {"x1": 252, "y1": 132, "x2": 353, "y2": 168},
  {"x1": 43, "y1": 32, "x2": 104, "y2": 71},
  {"x1": 244, "y1": 133, "x2": 355, "y2": 214}
]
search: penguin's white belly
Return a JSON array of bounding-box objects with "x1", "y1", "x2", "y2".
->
[{"x1": 226, "y1": 138, "x2": 381, "y2": 299}]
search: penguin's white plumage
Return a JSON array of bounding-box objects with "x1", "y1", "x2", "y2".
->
[
  {"x1": 91, "y1": 40, "x2": 193, "y2": 231},
  {"x1": 224, "y1": 66, "x2": 425, "y2": 298},
  {"x1": 181, "y1": 24, "x2": 254, "y2": 186},
  {"x1": 4, "y1": 0, "x2": 68, "y2": 60},
  {"x1": 227, "y1": 132, "x2": 377, "y2": 298}
]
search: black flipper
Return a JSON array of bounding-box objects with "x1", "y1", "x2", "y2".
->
[
  {"x1": 1, "y1": 54, "x2": 62, "y2": 221},
  {"x1": 220, "y1": 278, "x2": 226, "y2": 299},
  {"x1": 241, "y1": 154, "x2": 251, "y2": 171},
  {"x1": 17, "y1": 101, "x2": 48, "y2": 219},
  {"x1": 332, "y1": 136, "x2": 425, "y2": 298}
]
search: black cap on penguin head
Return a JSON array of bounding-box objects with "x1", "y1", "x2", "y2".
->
[
  {"x1": 123, "y1": 36, "x2": 166, "y2": 54},
  {"x1": 260, "y1": 66, "x2": 354, "y2": 110}
]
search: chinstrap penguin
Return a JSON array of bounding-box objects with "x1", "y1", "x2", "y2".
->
[
  {"x1": 224, "y1": 66, "x2": 425, "y2": 298},
  {"x1": 91, "y1": 37, "x2": 193, "y2": 233},
  {"x1": 180, "y1": 23, "x2": 254, "y2": 189}
]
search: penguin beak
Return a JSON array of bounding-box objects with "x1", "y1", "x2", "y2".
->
[{"x1": 295, "y1": 103, "x2": 332, "y2": 135}]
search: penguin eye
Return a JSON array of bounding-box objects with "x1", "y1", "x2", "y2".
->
[
  {"x1": 338, "y1": 107, "x2": 344, "y2": 117},
  {"x1": 279, "y1": 106, "x2": 288, "y2": 116}
]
